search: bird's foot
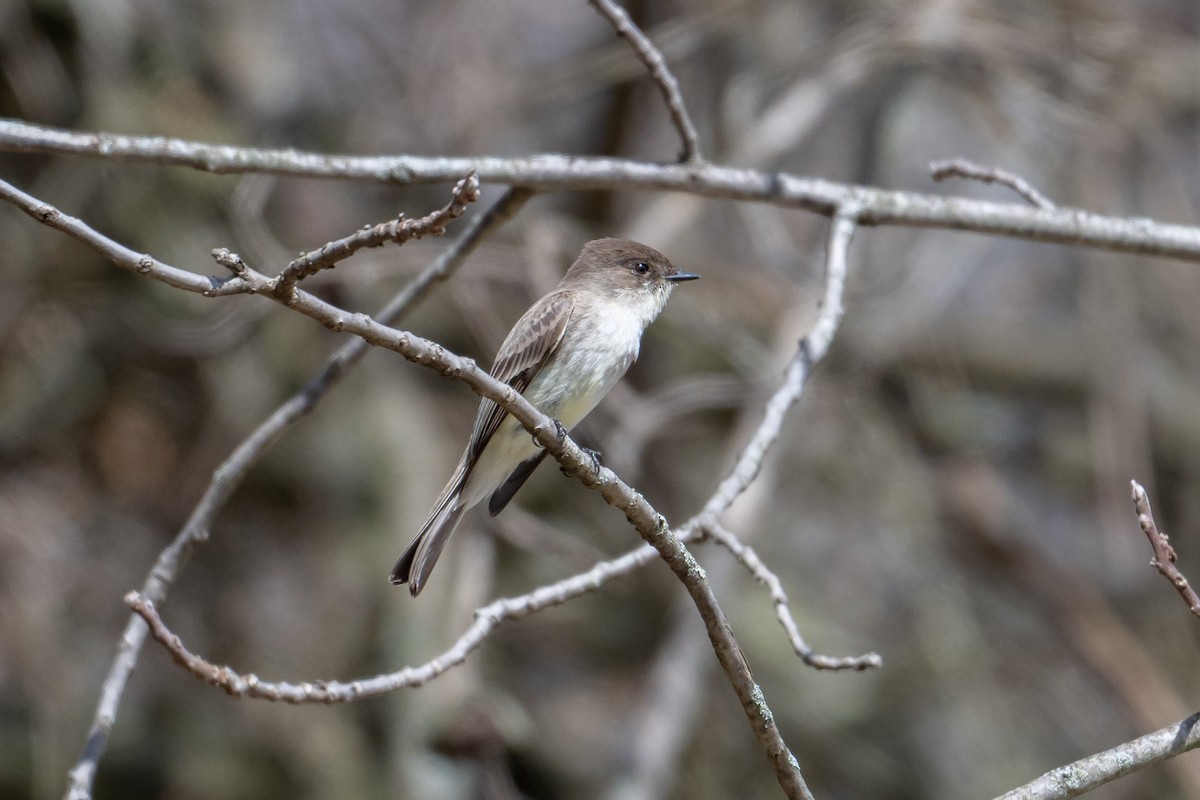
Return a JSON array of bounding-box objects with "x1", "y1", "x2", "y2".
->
[
  {"x1": 582, "y1": 446, "x2": 602, "y2": 474},
  {"x1": 561, "y1": 445, "x2": 602, "y2": 476},
  {"x1": 549, "y1": 419, "x2": 602, "y2": 475}
]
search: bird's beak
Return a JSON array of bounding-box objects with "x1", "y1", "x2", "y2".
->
[{"x1": 666, "y1": 271, "x2": 701, "y2": 282}]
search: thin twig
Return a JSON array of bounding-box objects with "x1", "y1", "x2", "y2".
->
[
  {"x1": 701, "y1": 518, "x2": 881, "y2": 671},
  {"x1": 587, "y1": 0, "x2": 703, "y2": 163},
  {"x1": 993, "y1": 712, "x2": 1200, "y2": 800},
  {"x1": 692, "y1": 206, "x2": 881, "y2": 671},
  {"x1": 1130, "y1": 480, "x2": 1200, "y2": 619},
  {"x1": 141, "y1": 543, "x2": 654, "y2": 695},
  {"x1": 60, "y1": 186, "x2": 531, "y2": 800},
  {"x1": 701, "y1": 203, "x2": 855, "y2": 519},
  {"x1": 6, "y1": 121, "x2": 1200, "y2": 261},
  {"x1": 273, "y1": 173, "x2": 479, "y2": 300},
  {"x1": 930, "y1": 158, "x2": 1057, "y2": 210}
]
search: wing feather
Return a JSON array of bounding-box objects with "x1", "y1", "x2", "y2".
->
[{"x1": 467, "y1": 291, "x2": 575, "y2": 463}]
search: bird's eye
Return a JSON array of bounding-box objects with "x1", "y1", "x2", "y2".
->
[{"x1": 632, "y1": 261, "x2": 650, "y2": 275}]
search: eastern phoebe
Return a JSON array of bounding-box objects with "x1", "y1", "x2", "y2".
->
[{"x1": 391, "y1": 238, "x2": 699, "y2": 596}]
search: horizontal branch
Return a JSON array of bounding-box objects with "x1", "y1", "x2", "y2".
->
[{"x1": 4, "y1": 119, "x2": 1200, "y2": 262}]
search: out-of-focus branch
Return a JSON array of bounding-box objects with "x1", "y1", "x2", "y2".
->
[
  {"x1": 0, "y1": 176, "x2": 238, "y2": 296},
  {"x1": 1130, "y1": 480, "x2": 1200, "y2": 620},
  {"x1": 5, "y1": 120, "x2": 1200, "y2": 262},
  {"x1": 688, "y1": 204, "x2": 881, "y2": 672},
  {"x1": 700, "y1": 204, "x2": 855, "y2": 519},
  {"x1": 60, "y1": 185, "x2": 532, "y2": 800},
  {"x1": 993, "y1": 712, "x2": 1200, "y2": 800},
  {"x1": 587, "y1": 0, "x2": 702, "y2": 163},
  {"x1": 930, "y1": 158, "x2": 1057, "y2": 210},
  {"x1": 701, "y1": 518, "x2": 880, "y2": 671},
  {"x1": 273, "y1": 173, "x2": 479, "y2": 300}
]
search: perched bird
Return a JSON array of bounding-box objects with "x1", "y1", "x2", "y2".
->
[{"x1": 391, "y1": 238, "x2": 699, "y2": 596}]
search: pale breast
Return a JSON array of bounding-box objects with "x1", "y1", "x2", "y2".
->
[{"x1": 527, "y1": 292, "x2": 655, "y2": 430}]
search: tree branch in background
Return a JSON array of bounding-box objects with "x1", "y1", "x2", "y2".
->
[
  {"x1": 987, "y1": 479, "x2": 1200, "y2": 800},
  {"x1": 701, "y1": 518, "x2": 880, "y2": 671},
  {"x1": 698, "y1": 203, "x2": 853, "y2": 518},
  {"x1": 993, "y1": 712, "x2": 1200, "y2": 800},
  {"x1": 696, "y1": 204, "x2": 881, "y2": 671},
  {"x1": 587, "y1": 0, "x2": 703, "y2": 163},
  {"x1": 1130, "y1": 480, "x2": 1200, "y2": 620},
  {"x1": 5, "y1": 119, "x2": 1200, "y2": 262}
]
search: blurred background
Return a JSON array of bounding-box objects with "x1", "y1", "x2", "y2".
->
[{"x1": 3, "y1": 0, "x2": 1200, "y2": 798}]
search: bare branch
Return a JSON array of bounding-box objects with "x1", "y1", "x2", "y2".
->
[
  {"x1": 702, "y1": 204, "x2": 857, "y2": 518},
  {"x1": 5, "y1": 120, "x2": 1200, "y2": 262},
  {"x1": 587, "y1": 0, "x2": 703, "y2": 163},
  {"x1": 701, "y1": 518, "x2": 881, "y2": 671},
  {"x1": 379, "y1": 186, "x2": 534, "y2": 321},
  {"x1": 125, "y1": 589, "x2": 488, "y2": 699},
  {"x1": 62, "y1": 186, "x2": 532, "y2": 800},
  {"x1": 930, "y1": 158, "x2": 1057, "y2": 210},
  {"x1": 993, "y1": 712, "x2": 1200, "y2": 800},
  {"x1": 672, "y1": 207, "x2": 881, "y2": 672},
  {"x1": 0, "y1": 176, "x2": 243, "y2": 296},
  {"x1": 140, "y1": 545, "x2": 652, "y2": 694},
  {"x1": 1130, "y1": 480, "x2": 1200, "y2": 619},
  {"x1": 273, "y1": 173, "x2": 479, "y2": 300}
]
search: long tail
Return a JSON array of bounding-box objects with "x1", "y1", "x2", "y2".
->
[{"x1": 390, "y1": 462, "x2": 468, "y2": 596}]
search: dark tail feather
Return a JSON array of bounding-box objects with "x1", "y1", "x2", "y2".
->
[
  {"x1": 390, "y1": 499, "x2": 466, "y2": 596},
  {"x1": 389, "y1": 535, "x2": 423, "y2": 589},
  {"x1": 391, "y1": 462, "x2": 468, "y2": 596}
]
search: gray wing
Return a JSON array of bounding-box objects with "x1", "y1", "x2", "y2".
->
[{"x1": 466, "y1": 290, "x2": 575, "y2": 464}]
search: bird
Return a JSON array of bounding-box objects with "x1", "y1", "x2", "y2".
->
[{"x1": 390, "y1": 238, "x2": 699, "y2": 596}]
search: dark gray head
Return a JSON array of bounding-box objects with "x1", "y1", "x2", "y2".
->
[{"x1": 561, "y1": 238, "x2": 699, "y2": 295}]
